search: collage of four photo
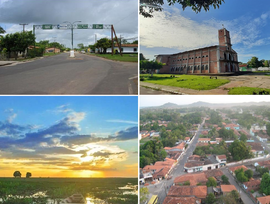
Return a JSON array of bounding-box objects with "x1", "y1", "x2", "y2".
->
[{"x1": 0, "y1": 0, "x2": 270, "y2": 204}]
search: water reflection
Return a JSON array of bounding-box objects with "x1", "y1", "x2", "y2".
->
[
  {"x1": 118, "y1": 184, "x2": 138, "y2": 195},
  {"x1": 86, "y1": 197, "x2": 106, "y2": 204}
]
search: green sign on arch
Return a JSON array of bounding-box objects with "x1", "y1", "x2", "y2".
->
[
  {"x1": 77, "y1": 24, "x2": 88, "y2": 29},
  {"x1": 93, "y1": 24, "x2": 103, "y2": 29},
  {"x1": 42, "y1": 24, "x2": 53, "y2": 29}
]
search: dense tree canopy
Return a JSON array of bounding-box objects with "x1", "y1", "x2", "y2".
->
[
  {"x1": 247, "y1": 56, "x2": 264, "y2": 68},
  {"x1": 140, "y1": 60, "x2": 164, "y2": 77},
  {"x1": 140, "y1": 139, "x2": 166, "y2": 167},
  {"x1": 261, "y1": 173, "x2": 270, "y2": 195},
  {"x1": 140, "y1": 0, "x2": 224, "y2": 18},
  {"x1": 228, "y1": 140, "x2": 253, "y2": 161},
  {"x1": 94, "y1": 38, "x2": 111, "y2": 54},
  {"x1": 0, "y1": 31, "x2": 35, "y2": 59},
  {"x1": 206, "y1": 177, "x2": 217, "y2": 187}
]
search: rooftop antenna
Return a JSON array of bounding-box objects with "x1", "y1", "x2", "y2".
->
[{"x1": 222, "y1": 24, "x2": 224, "y2": 29}]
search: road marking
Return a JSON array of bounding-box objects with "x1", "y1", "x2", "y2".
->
[{"x1": 128, "y1": 82, "x2": 133, "y2": 94}]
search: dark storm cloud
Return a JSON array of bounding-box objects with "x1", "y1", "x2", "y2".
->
[
  {"x1": 109, "y1": 126, "x2": 138, "y2": 141},
  {"x1": 0, "y1": 121, "x2": 27, "y2": 136},
  {"x1": 0, "y1": 0, "x2": 138, "y2": 46},
  {"x1": 91, "y1": 151, "x2": 125, "y2": 158},
  {"x1": 60, "y1": 134, "x2": 101, "y2": 146}
]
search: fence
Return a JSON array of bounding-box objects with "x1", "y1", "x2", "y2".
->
[{"x1": 226, "y1": 155, "x2": 270, "y2": 166}]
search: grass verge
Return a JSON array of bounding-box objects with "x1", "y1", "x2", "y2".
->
[
  {"x1": 228, "y1": 87, "x2": 270, "y2": 95},
  {"x1": 89, "y1": 53, "x2": 138, "y2": 62},
  {"x1": 140, "y1": 74, "x2": 230, "y2": 90}
]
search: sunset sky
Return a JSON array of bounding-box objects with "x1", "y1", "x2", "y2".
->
[{"x1": 0, "y1": 96, "x2": 138, "y2": 178}]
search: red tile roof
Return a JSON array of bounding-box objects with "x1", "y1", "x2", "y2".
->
[
  {"x1": 217, "y1": 155, "x2": 227, "y2": 160},
  {"x1": 174, "y1": 173, "x2": 208, "y2": 186},
  {"x1": 221, "y1": 185, "x2": 237, "y2": 193},
  {"x1": 162, "y1": 197, "x2": 201, "y2": 204},
  {"x1": 257, "y1": 195, "x2": 270, "y2": 204},
  {"x1": 229, "y1": 165, "x2": 248, "y2": 172},
  {"x1": 198, "y1": 138, "x2": 210, "y2": 142},
  {"x1": 168, "y1": 186, "x2": 207, "y2": 199}
]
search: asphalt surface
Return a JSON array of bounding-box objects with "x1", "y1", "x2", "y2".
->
[
  {"x1": 0, "y1": 53, "x2": 138, "y2": 95},
  {"x1": 221, "y1": 168, "x2": 254, "y2": 204},
  {"x1": 145, "y1": 119, "x2": 205, "y2": 204}
]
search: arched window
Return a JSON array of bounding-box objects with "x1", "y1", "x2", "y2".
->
[
  {"x1": 229, "y1": 54, "x2": 231, "y2": 61},
  {"x1": 224, "y1": 53, "x2": 226, "y2": 60},
  {"x1": 194, "y1": 66, "x2": 197, "y2": 70},
  {"x1": 202, "y1": 65, "x2": 204, "y2": 70},
  {"x1": 205, "y1": 65, "x2": 208, "y2": 70},
  {"x1": 198, "y1": 65, "x2": 200, "y2": 70}
]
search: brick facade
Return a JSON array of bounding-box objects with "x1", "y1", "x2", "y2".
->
[{"x1": 156, "y1": 28, "x2": 239, "y2": 74}]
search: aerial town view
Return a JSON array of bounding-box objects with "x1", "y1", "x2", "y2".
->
[{"x1": 140, "y1": 96, "x2": 270, "y2": 204}]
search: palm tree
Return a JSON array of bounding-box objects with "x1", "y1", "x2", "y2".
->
[{"x1": 0, "y1": 26, "x2": 5, "y2": 36}]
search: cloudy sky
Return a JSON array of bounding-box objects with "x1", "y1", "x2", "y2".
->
[
  {"x1": 0, "y1": 96, "x2": 138, "y2": 178},
  {"x1": 140, "y1": 95, "x2": 270, "y2": 107},
  {"x1": 140, "y1": 0, "x2": 270, "y2": 63},
  {"x1": 0, "y1": 0, "x2": 138, "y2": 48}
]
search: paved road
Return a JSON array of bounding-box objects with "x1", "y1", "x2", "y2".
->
[
  {"x1": 146, "y1": 119, "x2": 206, "y2": 204},
  {"x1": 0, "y1": 53, "x2": 138, "y2": 94},
  {"x1": 140, "y1": 86, "x2": 173, "y2": 95},
  {"x1": 221, "y1": 167, "x2": 254, "y2": 204}
]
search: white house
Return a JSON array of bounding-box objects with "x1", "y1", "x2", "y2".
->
[{"x1": 107, "y1": 44, "x2": 138, "y2": 54}]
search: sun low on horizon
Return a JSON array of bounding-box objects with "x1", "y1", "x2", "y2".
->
[{"x1": 0, "y1": 96, "x2": 138, "y2": 178}]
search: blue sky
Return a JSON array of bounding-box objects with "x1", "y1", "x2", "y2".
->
[
  {"x1": 0, "y1": 96, "x2": 138, "y2": 177},
  {"x1": 140, "y1": 0, "x2": 270, "y2": 63}
]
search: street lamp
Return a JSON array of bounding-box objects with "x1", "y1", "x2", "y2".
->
[{"x1": 63, "y1": 21, "x2": 81, "y2": 50}]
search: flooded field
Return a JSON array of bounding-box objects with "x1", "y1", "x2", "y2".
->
[{"x1": 0, "y1": 178, "x2": 137, "y2": 204}]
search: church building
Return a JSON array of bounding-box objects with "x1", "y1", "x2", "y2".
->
[{"x1": 156, "y1": 28, "x2": 239, "y2": 74}]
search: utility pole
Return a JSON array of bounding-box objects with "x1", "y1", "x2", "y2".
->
[
  {"x1": 63, "y1": 21, "x2": 81, "y2": 50},
  {"x1": 20, "y1": 23, "x2": 28, "y2": 32}
]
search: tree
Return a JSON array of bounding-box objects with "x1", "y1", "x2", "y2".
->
[
  {"x1": 132, "y1": 40, "x2": 138, "y2": 44},
  {"x1": 235, "y1": 168, "x2": 248, "y2": 182},
  {"x1": 228, "y1": 140, "x2": 253, "y2": 161},
  {"x1": 260, "y1": 173, "x2": 270, "y2": 195},
  {"x1": 13, "y1": 171, "x2": 21, "y2": 178},
  {"x1": 0, "y1": 26, "x2": 5, "y2": 37},
  {"x1": 205, "y1": 193, "x2": 216, "y2": 204},
  {"x1": 221, "y1": 175, "x2": 229, "y2": 184},
  {"x1": 26, "y1": 172, "x2": 32, "y2": 178},
  {"x1": 206, "y1": 177, "x2": 217, "y2": 187},
  {"x1": 140, "y1": 187, "x2": 149, "y2": 203},
  {"x1": 247, "y1": 56, "x2": 263, "y2": 68},
  {"x1": 257, "y1": 166, "x2": 269, "y2": 177},
  {"x1": 140, "y1": 0, "x2": 224, "y2": 18},
  {"x1": 140, "y1": 60, "x2": 164, "y2": 77},
  {"x1": 94, "y1": 38, "x2": 111, "y2": 54},
  {"x1": 264, "y1": 60, "x2": 269, "y2": 67},
  {"x1": 77, "y1": 43, "x2": 84, "y2": 50},
  {"x1": 239, "y1": 133, "x2": 247, "y2": 142},
  {"x1": 0, "y1": 31, "x2": 35, "y2": 59},
  {"x1": 244, "y1": 169, "x2": 253, "y2": 180},
  {"x1": 266, "y1": 123, "x2": 270, "y2": 136}
]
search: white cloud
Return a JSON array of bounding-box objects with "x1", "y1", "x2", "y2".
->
[
  {"x1": 7, "y1": 113, "x2": 17, "y2": 123},
  {"x1": 140, "y1": 8, "x2": 270, "y2": 54}
]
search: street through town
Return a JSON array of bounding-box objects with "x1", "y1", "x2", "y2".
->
[
  {"x1": 146, "y1": 118, "x2": 206, "y2": 204},
  {"x1": 0, "y1": 53, "x2": 138, "y2": 94}
]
